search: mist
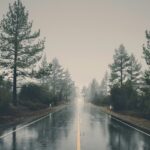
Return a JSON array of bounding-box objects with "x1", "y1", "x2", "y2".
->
[{"x1": 0, "y1": 0, "x2": 149, "y2": 88}]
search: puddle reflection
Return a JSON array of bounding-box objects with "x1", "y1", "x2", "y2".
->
[
  {"x1": 0, "y1": 106, "x2": 76, "y2": 150},
  {"x1": 0, "y1": 102, "x2": 150, "y2": 150}
]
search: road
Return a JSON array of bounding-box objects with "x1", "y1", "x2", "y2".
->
[{"x1": 0, "y1": 99, "x2": 150, "y2": 150}]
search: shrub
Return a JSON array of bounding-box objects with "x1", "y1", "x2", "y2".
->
[
  {"x1": 110, "y1": 83, "x2": 138, "y2": 111},
  {"x1": 19, "y1": 83, "x2": 51, "y2": 107},
  {"x1": 20, "y1": 101, "x2": 47, "y2": 110},
  {"x1": 0, "y1": 78, "x2": 12, "y2": 114}
]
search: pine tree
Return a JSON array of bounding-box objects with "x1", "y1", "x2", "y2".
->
[
  {"x1": 62, "y1": 70, "x2": 71, "y2": 101},
  {"x1": 127, "y1": 54, "x2": 142, "y2": 86},
  {"x1": 89, "y1": 79, "x2": 99, "y2": 102},
  {"x1": 109, "y1": 44, "x2": 130, "y2": 87},
  {"x1": 143, "y1": 30, "x2": 150, "y2": 86},
  {"x1": 62, "y1": 70, "x2": 75, "y2": 101},
  {"x1": 0, "y1": 0, "x2": 44, "y2": 105},
  {"x1": 36, "y1": 55, "x2": 51, "y2": 85},
  {"x1": 99, "y1": 71, "x2": 109, "y2": 96},
  {"x1": 82, "y1": 86, "x2": 88, "y2": 100},
  {"x1": 143, "y1": 30, "x2": 150, "y2": 66},
  {"x1": 49, "y1": 58, "x2": 64, "y2": 103},
  {"x1": 142, "y1": 30, "x2": 150, "y2": 112}
]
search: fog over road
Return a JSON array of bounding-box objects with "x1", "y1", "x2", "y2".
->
[{"x1": 0, "y1": 99, "x2": 150, "y2": 150}]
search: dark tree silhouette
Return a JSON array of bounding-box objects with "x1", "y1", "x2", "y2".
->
[{"x1": 0, "y1": 0, "x2": 44, "y2": 105}]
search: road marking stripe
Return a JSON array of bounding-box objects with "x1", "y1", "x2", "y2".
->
[
  {"x1": 96, "y1": 106, "x2": 150, "y2": 137},
  {"x1": 0, "y1": 114, "x2": 50, "y2": 139},
  {"x1": 77, "y1": 112, "x2": 81, "y2": 150},
  {"x1": 111, "y1": 116, "x2": 150, "y2": 137}
]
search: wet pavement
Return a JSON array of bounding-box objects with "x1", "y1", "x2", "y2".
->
[{"x1": 0, "y1": 99, "x2": 150, "y2": 150}]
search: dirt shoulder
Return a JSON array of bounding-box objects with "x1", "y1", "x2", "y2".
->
[
  {"x1": 0, "y1": 104, "x2": 67, "y2": 127},
  {"x1": 91, "y1": 103, "x2": 150, "y2": 134}
]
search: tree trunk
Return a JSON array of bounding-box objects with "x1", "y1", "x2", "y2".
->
[
  {"x1": 120, "y1": 58, "x2": 123, "y2": 87},
  {"x1": 13, "y1": 31, "x2": 18, "y2": 106},
  {"x1": 13, "y1": 65, "x2": 17, "y2": 106}
]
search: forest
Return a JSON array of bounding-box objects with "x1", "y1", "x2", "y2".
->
[
  {"x1": 1, "y1": 0, "x2": 150, "y2": 118},
  {"x1": 0, "y1": 0, "x2": 76, "y2": 115},
  {"x1": 82, "y1": 39, "x2": 150, "y2": 116}
]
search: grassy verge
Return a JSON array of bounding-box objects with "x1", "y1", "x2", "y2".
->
[{"x1": 0, "y1": 104, "x2": 67, "y2": 127}]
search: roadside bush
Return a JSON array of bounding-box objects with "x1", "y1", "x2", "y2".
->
[
  {"x1": 19, "y1": 83, "x2": 51, "y2": 107},
  {"x1": 93, "y1": 95, "x2": 110, "y2": 106},
  {"x1": 0, "y1": 78, "x2": 12, "y2": 114},
  {"x1": 99, "y1": 96, "x2": 110, "y2": 106},
  {"x1": 0, "y1": 88, "x2": 11, "y2": 113},
  {"x1": 140, "y1": 87, "x2": 150, "y2": 113},
  {"x1": 20, "y1": 101, "x2": 47, "y2": 110},
  {"x1": 110, "y1": 83, "x2": 138, "y2": 111}
]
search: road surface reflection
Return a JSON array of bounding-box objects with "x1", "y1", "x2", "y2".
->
[{"x1": 0, "y1": 99, "x2": 149, "y2": 150}]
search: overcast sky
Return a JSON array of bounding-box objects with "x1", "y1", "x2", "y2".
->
[{"x1": 0, "y1": 0, "x2": 150, "y2": 88}]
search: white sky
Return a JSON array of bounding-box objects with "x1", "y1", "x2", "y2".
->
[{"x1": 0, "y1": 0, "x2": 150, "y2": 88}]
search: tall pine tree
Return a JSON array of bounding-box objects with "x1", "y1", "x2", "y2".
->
[
  {"x1": 143, "y1": 30, "x2": 150, "y2": 66},
  {"x1": 89, "y1": 79, "x2": 99, "y2": 102},
  {"x1": 36, "y1": 55, "x2": 51, "y2": 85},
  {"x1": 48, "y1": 58, "x2": 64, "y2": 103},
  {"x1": 62, "y1": 70, "x2": 75, "y2": 102},
  {"x1": 0, "y1": 0, "x2": 44, "y2": 105},
  {"x1": 127, "y1": 54, "x2": 142, "y2": 86},
  {"x1": 99, "y1": 71, "x2": 109, "y2": 96},
  {"x1": 109, "y1": 44, "x2": 130, "y2": 87},
  {"x1": 143, "y1": 30, "x2": 150, "y2": 86}
]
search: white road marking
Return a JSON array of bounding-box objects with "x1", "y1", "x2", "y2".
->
[
  {"x1": 92, "y1": 104, "x2": 150, "y2": 137},
  {"x1": 111, "y1": 116, "x2": 150, "y2": 137},
  {"x1": 0, "y1": 113, "x2": 51, "y2": 139}
]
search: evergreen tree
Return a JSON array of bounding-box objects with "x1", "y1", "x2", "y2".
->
[
  {"x1": 109, "y1": 44, "x2": 129, "y2": 87},
  {"x1": 127, "y1": 54, "x2": 142, "y2": 86},
  {"x1": 99, "y1": 71, "x2": 109, "y2": 96},
  {"x1": 60, "y1": 70, "x2": 76, "y2": 102},
  {"x1": 46, "y1": 58, "x2": 76, "y2": 103},
  {"x1": 0, "y1": 0, "x2": 44, "y2": 105},
  {"x1": 89, "y1": 79, "x2": 99, "y2": 102},
  {"x1": 62, "y1": 70, "x2": 72, "y2": 101},
  {"x1": 143, "y1": 30, "x2": 150, "y2": 66},
  {"x1": 82, "y1": 86, "x2": 88, "y2": 100},
  {"x1": 143, "y1": 30, "x2": 150, "y2": 87},
  {"x1": 36, "y1": 55, "x2": 51, "y2": 85},
  {"x1": 48, "y1": 58, "x2": 64, "y2": 103},
  {"x1": 144, "y1": 70, "x2": 150, "y2": 86},
  {"x1": 142, "y1": 30, "x2": 150, "y2": 112}
]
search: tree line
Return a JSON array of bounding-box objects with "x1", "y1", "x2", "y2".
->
[
  {"x1": 0, "y1": 0, "x2": 76, "y2": 113},
  {"x1": 82, "y1": 35, "x2": 150, "y2": 115}
]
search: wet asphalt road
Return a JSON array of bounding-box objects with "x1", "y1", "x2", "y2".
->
[{"x1": 0, "y1": 99, "x2": 150, "y2": 150}]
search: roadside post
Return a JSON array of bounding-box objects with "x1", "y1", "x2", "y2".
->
[{"x1": 49, "y1": 103, "x2": 52, "y2": 110}]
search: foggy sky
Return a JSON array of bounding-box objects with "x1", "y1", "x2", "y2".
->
[{"x1": 0, "y1": 0, "x2": 150, "y2": 88}]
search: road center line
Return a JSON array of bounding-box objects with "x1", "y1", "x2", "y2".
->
[{"x1": 77, "y1": 111, "x2": 81, "y2": 150}]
